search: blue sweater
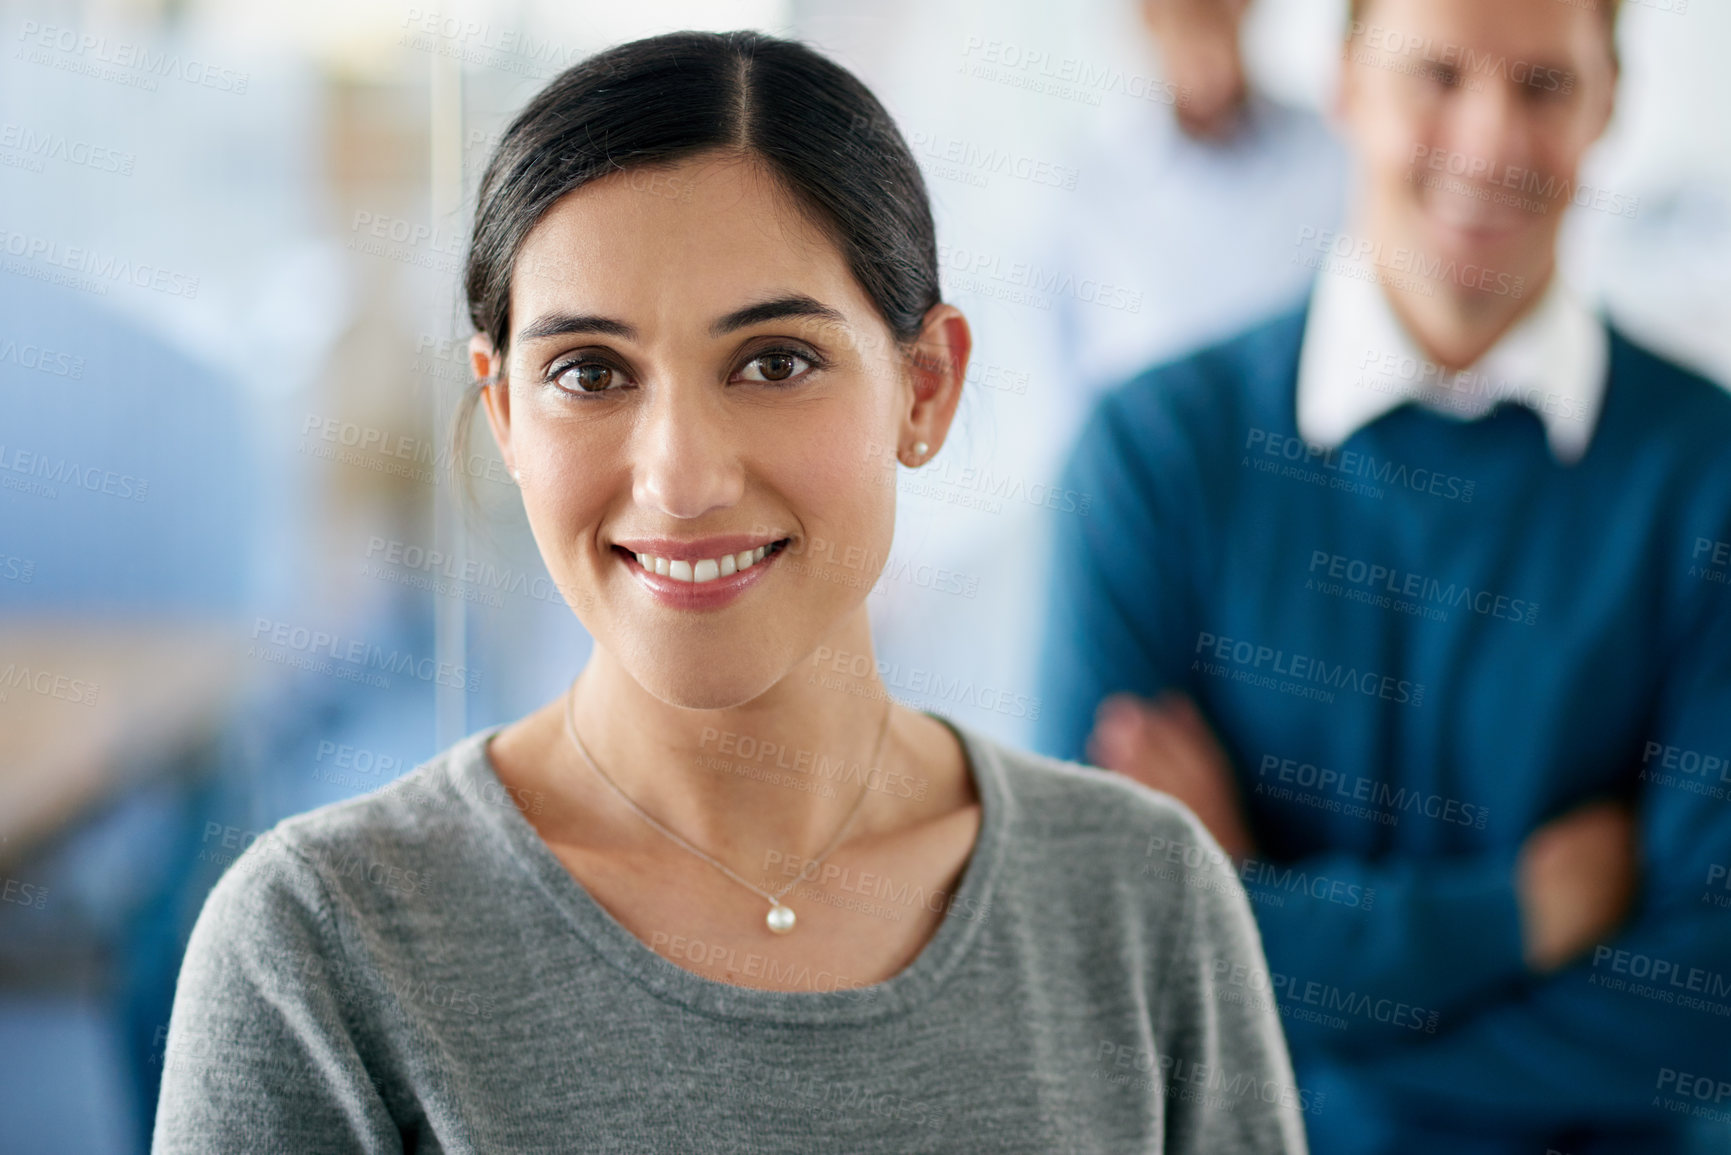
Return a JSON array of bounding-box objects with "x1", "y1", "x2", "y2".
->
[{"x1": 1036, "y1": 303, "x2": 1731, "y2": 1154}]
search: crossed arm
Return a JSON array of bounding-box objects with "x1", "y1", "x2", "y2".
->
[{"x1": 1034, "y1": 391, "x2": 1731, "y2": 1129}]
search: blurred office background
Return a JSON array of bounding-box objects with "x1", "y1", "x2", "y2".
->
[{"x1": 0, "y1": 0, "x2": 1726, "y2": 1150}]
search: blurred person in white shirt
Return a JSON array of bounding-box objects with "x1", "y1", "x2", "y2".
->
[
  {"x1": 1045, "y1": 0, "x2": 1351, "y2": 426},
  {"x1": 866, "y1": 0, "x2": 1350, "y2": 753}
]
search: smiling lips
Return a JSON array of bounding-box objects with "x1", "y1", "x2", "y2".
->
[
  {"x1": 632, "y1": 545, "x2": 771, "y2": 583},
  {"x1": 610, "y1": 536, "x2": 791, "y2": 610}
]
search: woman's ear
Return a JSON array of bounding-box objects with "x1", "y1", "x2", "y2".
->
[
  {"x1": 900, "y1": 304, "x2": 971, "y2": 466},
  {"x1": 472, "y1": 334, "x2": 517, "y2": 481}
]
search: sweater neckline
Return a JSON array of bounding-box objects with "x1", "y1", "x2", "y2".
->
[{"x1": 448, "y1": 711, "x2": 1011, "y2": 1026}]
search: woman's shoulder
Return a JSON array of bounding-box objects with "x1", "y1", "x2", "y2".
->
[
  {"x1": 207, "y1": 727, "x2": 516, "y2": 923},
  {"x1": 961, "y1": 725, "x2": 1232, "y2": 877},
  {"x1": 958, "y1": 726, "x2": 1255, "y2": 981}
]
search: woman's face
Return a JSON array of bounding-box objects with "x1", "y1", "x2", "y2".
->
[{"x1": 477, "y1": 152, "x2": 965, "y2": 710}]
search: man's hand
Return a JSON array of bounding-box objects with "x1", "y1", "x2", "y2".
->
[
  {"x1": 1088, "y1": 692, "x2": 1257, "y2": 859},
  {"x1": 1516, "y1": 799, "x2": 1639, "y2": 973}
]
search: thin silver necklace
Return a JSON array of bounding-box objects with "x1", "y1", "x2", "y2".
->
[{"x1": 562, "y1": 674, "x2": 892, "y2": 935}]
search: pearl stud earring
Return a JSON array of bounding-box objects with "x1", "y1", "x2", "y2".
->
[{"x1": 906, "y1": 440, "x2": 929, "y2": 465}]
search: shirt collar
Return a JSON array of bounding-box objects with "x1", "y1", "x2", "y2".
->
[{"x1": 1295, "y1": 258, "x2": 1609, "y2": 464}]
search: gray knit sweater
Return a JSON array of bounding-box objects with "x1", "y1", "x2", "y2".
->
[{"x1": 152, "y1": 719, "x2": 1310, "y2": 1153}]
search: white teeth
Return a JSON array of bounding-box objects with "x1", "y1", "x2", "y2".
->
[{"x1": 630, "y1": 545, "x2": 778, "y2": 582}]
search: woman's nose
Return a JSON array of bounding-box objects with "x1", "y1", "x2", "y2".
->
[{"x1": 629, "y1": 383, "x2": 746, "y2": 520}]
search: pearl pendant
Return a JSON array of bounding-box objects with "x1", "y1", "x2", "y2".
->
[{"x1": 766, "y1": 903, "x2": 796, "y2": 935}]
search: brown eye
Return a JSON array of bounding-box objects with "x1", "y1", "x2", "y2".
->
[
  {"x1": 555, "y1": 362, "x2": 617, "y2": 393},
  {"x1": 737, "y1": 350, "x2": 813, "y2": 385}
]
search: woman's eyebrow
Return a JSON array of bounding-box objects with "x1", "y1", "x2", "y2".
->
[
  {"x1": 513, "y1": 295, "x2": 844, "y2": 345},
  {"x1": 710, "y1": 294, "x2": 845, "y2": 337},
  {"x1": 516, "y1": 312, "x2": 637, "y2": 342}
]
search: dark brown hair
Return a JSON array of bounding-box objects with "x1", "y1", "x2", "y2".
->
[
  {"x1": 466, "y1": 30, "x2": 937, "y2": 368},
  {"x1": 449, "y1": 30, "x2": 942, "y2": 494}
]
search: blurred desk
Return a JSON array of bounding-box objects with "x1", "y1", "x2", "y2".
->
[{"x1": 0, "y1": 622, "x2": 245, "y2": 870}]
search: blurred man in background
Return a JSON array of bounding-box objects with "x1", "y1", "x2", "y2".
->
[
  {"x1": 862, "y1": 0, "x2": 1351, "y2": 764},
  {"x1": 1036, "y1": 0, "x2": 1349, "y2": 448},
  {"x1": 1039, "y1": 0, "x2": 1731, "y2": 1151}
]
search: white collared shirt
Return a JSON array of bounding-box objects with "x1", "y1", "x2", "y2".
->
[{"x1": 1295, "y1": 257, "x2": 1610, "y2": 464}]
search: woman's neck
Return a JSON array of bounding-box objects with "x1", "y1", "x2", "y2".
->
[{"x1": 493, "y1": 612, "x2": 959, "y2": 868}]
